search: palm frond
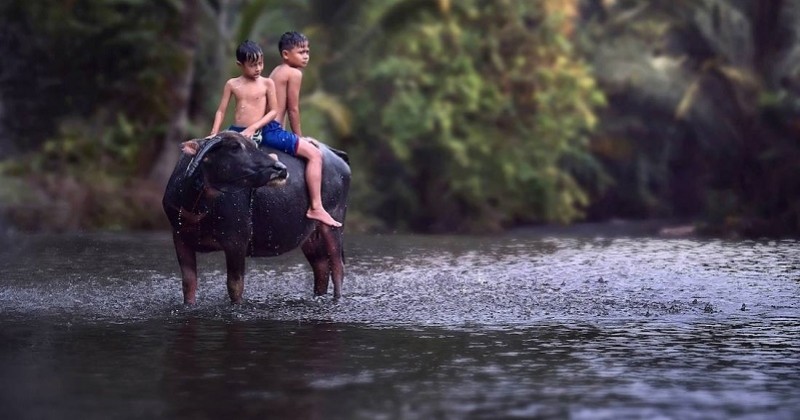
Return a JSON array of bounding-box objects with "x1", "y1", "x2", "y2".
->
[{"x1": 302, "y1": 90, "x2": 352, "y2": 137}]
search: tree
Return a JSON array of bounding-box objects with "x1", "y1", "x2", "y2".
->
[
  {"x1": 339, "y1": 1, "x2": 606, "y2": 232},
  {"x1": 580, "y1": 0, "x2": 800, "y2": 235},
  {"x1": 147, "y1": 0, "x2": 201, "y2": 187},
  {"x1": 0, "y1": 0, "x2": 210, "y2": 229}
]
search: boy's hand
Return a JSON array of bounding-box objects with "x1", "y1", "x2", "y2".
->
[{"x1": 241, "y1": 127, "x2": 257, "y2": 139}]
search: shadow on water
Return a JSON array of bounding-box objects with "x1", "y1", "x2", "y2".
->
[{"x1": 0, "y1": 231, "x2": 799, "y2": 418}]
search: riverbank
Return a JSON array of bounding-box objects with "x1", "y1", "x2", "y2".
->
[{"x1": 0, "y1": 171, "x2": 793, "y2": 238}]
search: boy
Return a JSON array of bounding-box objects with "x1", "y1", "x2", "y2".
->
[
  {"x1": 266, "y1": 32, "x2": 341, "y2": 228},
  {"x1": 211, "y1": 40, "x2": 341, "y2": 227}
]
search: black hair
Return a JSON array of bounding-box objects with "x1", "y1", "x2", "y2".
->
[
  {"x1": 278, "y1": 31, "x2": 308, "y2": 54},
  {"x1": 236, "y1": 40, "x2": 263, "y2": 64}
]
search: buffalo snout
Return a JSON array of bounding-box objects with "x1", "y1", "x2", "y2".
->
[{"x1": 268, "y1": 159, "x2": 289, "y2": 185}]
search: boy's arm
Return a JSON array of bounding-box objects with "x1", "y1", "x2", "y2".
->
[
  {"x1": 210, "y1": 80, "x2": 233, "y2": 135},
  {"x1": 286, "y1": 69, "x2": 303, "y2": 136}
]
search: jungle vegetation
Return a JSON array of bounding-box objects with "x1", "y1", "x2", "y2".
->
[{"x1": 1, "y1": 0, "x2": 798, "y2": 236}]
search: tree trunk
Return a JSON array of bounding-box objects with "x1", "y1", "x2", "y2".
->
[
  {"x1": 148, "y1": 0, "x2": 199, "y2": 187},
  {"x1": 750, "y1": 0, "x2": 783, "y2": 79}
]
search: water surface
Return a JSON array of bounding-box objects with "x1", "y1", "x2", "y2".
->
[{"x1": 0, "y1": 230, "x2": 798, "y2": 419}]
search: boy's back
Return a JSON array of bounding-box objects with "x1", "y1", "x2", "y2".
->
[
  {"x1": 269, "y1": 32, "x2": 310, "y2": 135},
  {"x1": 269, "y1": 64, "x2": 301, "y2": 128}
]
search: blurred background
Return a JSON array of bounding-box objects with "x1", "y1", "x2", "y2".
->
[{"x1": 0, "y1": 0, "x2": 798, "y2": 236}]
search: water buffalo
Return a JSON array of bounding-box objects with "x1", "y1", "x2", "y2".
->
[{"x1": 162, "y1": 131, "x2": 350, "y2": 304}]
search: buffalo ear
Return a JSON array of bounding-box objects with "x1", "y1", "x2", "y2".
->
[{"x1": 181, "y1": 140, "x2": 200, "y2": 156}]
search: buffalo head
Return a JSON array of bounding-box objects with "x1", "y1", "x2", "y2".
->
[{"x1": 182, "y1": 131, "x2": 287, "y2": 190}]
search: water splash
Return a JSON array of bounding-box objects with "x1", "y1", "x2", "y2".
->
[{"x1": 0, "y1": 232, "x2": 797, "y2": 326}]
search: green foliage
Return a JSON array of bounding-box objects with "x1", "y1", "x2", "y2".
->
[
  {"x1": 0, "y1": 0, "x2": 185, "y2": 150},
  {"x1": 9, "y1": 0, "x2": 800, "y2": 236},
  {"x1": 582, "y1": 0, "x2": 800, "y2": 235},
  {"x1": 0, "y1": 0, "x2": 184, "y2": 230},
  {"x1": 346, "y1": 1, "x2": 606, "y2": 231},
  {"x1": 5, "y1": 113, "x2": 145, "y2": 177}
]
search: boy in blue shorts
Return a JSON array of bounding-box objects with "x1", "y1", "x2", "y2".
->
[{"x1": 210, "y1": 40, "x2": 341, "y2": 227}]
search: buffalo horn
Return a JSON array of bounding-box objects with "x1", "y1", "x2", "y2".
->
[{"x1": 185, "y1": 136, "x2": 223, "y2": 178}]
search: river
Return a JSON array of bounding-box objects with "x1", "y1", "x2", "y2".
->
[{"x1": 0, "y1": 229, "x2": 798, "y2": 419}]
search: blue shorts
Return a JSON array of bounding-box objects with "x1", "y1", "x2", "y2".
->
[{"x1": 228, "y1": 121, "x2": 299, "y2": 156}]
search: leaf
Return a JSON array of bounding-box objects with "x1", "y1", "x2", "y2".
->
[
  {"x1": 302, "y1": 90, "x2": 353, "y2": 137},
  {"x1": 675, "y1": 78, "x2": 701, "y2": 120}
]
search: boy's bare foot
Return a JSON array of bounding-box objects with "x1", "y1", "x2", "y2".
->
[{"x1": 307, "y1": 208, "x2": 342, "y2": 227}]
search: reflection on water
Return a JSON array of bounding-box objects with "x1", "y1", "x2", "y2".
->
[{"x1": 0, "y1": 231, "x2": 798, "y2": 419}]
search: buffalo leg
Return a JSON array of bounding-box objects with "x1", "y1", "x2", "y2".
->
[
  {"x1": 173, "y1": 233, "x2": 198, "y2": 305},
  {"x1": 224, "y1": 247, "x2": 248, "y2": 304},
  {"x1": 325, "y1": 227, "x2": 345, "y2": 299},
  {"x1": 301, "y1": 229, "x2": 331, "y2": 296},
  {"x1": 301, "y1": 225, "x2": 345, "y2": 299}
]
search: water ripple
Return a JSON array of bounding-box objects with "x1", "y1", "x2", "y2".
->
[{"x1": 1, "y1": 233, "x2": 798, "y2": 327}]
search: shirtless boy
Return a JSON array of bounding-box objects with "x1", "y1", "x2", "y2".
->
[
  {"x1": 267, "y1": 32, "x2": 341, "y2": 227},
  {"x1": 210, "y1": 40, "x2": 341, "y2": 227}
]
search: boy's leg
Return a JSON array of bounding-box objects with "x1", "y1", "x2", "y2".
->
[{"x1": 296, "y1": 138, "x2": 342, "y2": 227}]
